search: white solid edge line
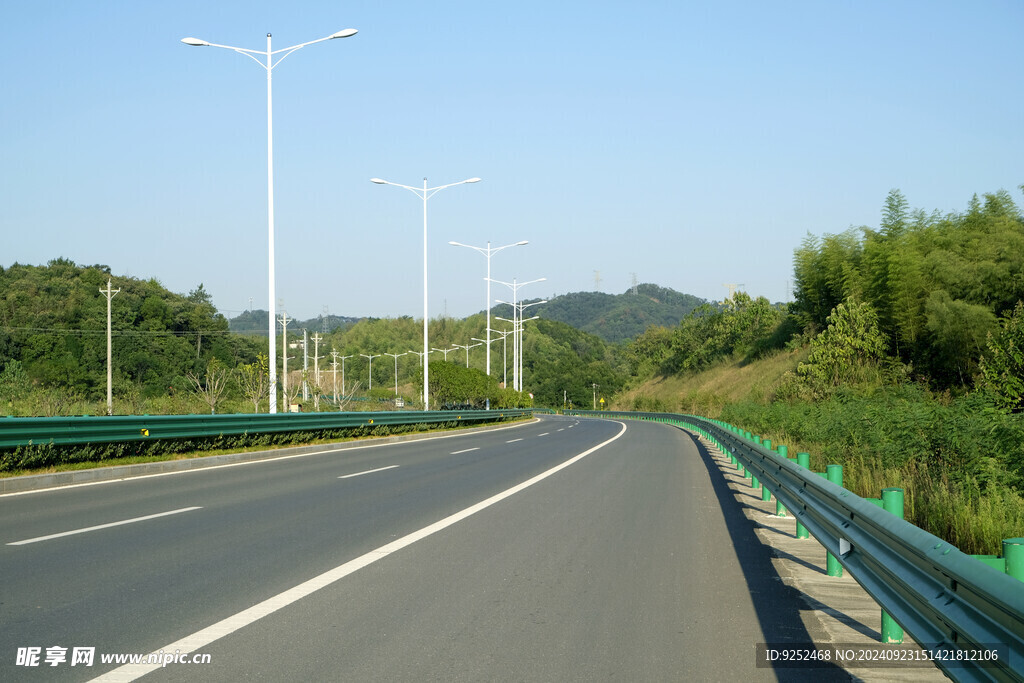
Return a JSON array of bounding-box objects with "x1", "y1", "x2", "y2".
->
[
  {"x1": 89, "y1": 421, "x2": 627, "y2": 682},
  {"x1": 1, "y1": 418, "x2": 543, "y2": 498},
  {"x1": 338, "y1": 465, "x2": 399, "y2": 479},
  {"x1": 450, "y1": 447, "x2": 480, "y2": 455},
  {"x1": 7, "y1": 507, "x2": 202, "y2": 546}
]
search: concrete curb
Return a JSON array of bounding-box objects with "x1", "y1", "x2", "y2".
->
[{"x1": 699, "y1": 435, "x2": 947, "y2": 682}]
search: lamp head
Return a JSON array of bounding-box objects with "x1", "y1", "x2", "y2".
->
[
  {"x1": 370, "y1": 178, "x2": 387, "y2": 184},
  {"x1": 465, "y1": 177, "x2": 482, "y2": 183},
  {"x1": 181, "y1": 37, "x2": 210, "y2": 46},
  {"x1": 330, "y1": 29, "x2": 358, "y2": 39}
]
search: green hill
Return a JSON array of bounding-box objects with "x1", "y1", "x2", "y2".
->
[{"x1": 497, "y1": 283, "x2": 706, "y2": 343}]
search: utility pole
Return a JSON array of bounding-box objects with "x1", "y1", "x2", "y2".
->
[
  {"x1": 330, "y1": 350, "x2": 340, "y2": 404},
  {"x1": 278, "y1": 312, "x2": 291, "y2": 412},
  {"x1": 312, "y1": 333, "x2": 323, "y2": 394},
  {"x1": 592, "y1": 383, "x2": 598, "y2": 410},
  {"x1": 100, "y1": 279, "x2": 120, "y2": 416},
  {"x1": 302, "y1": 329, "x2": 309, "y2": 401}
]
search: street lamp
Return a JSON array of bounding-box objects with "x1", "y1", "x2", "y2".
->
[
  {"x1": 340, "y1": 354, "x2": 353, "y2": 398},
  {"x1": 487, "y1": 328, "x2": 513, "y2": 388},
  {"x1": 491, "y1": 277, "x2": 545, "y2": 391},
  {"x1": 371, "y1": 176, "x2": 480, "y2": 409},
  {"x1": 384, "y1": 352, "x2": 408, "y2": 398},
  {"x1": 517, "y1": 300, "x2": 546, "y2": 391},
  {"x1": 432, "y1": 346, "x2": 459, "y2": 361},
  {"x1": 361, "y1": 353, "x2": 381, "y2": 390},
  {"x1": 453, "y1": 342, "x2": 482, "y2": 368},
  {"x1": 449, "y1": 240, "x2": 528, "y2": 376},
  {"x1": 182, "y1": 27, "x2": 357, "y2": 413}
]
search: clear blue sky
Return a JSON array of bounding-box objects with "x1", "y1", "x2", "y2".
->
[{"x1": 2, "y1": 1, "x2": 1022, "y2": 321}]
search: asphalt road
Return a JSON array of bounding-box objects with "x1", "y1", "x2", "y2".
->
[{"x1": 0, "y1": 415, "x2": 846, "y2": 681}]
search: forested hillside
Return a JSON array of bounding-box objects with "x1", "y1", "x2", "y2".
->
[
  {"x1": 621, "y1": 187, "x2": 1024, "y2": 554},
  {"x1": 0, "y1": 260, "x2": 261, "y2": 413},
  {"x1": 497, "y1": 284, "x2": 704, "y2": 343}
]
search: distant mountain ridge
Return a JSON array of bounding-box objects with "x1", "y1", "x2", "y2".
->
[
  {"x1": 228, "y1": 284, "x2": 705, "y2": 343},
  {"x1": 227, "y1": 310, "x2": 360, "y2": 336},
  {"x1": 499, "y1": 284, "x2": 706, "y2": 343}
]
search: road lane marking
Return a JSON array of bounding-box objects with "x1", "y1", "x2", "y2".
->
[
  {"x1": 450, "y1": 447, "x2": 480, "y2": 455},
  {"x1": 338, "y1": 465, "x2": 399, "y2": 479},
  {"x1": 506, "y1": 438, "x2": 523, "y2": 443},
  {"x1": 538, "y1": 433, "x2": 550, "y2": 437},
  {"x1": 91, "y1": 421, "x2": 628, "y2": 682},
  {"x1": 7, "y1": 507, "x2": 202, "y2": 546},
  {"x1": 1, "y1": 418, "x2": 543, "y2": 498}
]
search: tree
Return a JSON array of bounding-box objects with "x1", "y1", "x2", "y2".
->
[
  {"x1": 924, "y1": 290, "x2": 997, "y2": 386},
  {"x1": 186, "y1": 358, "x2": 231, "y2": 414},
  {"x1": 978, "y1": 301, "x2": 1024, "y2": 412},
  {"x1": 796, "y1": 297, "x2": 889, "y2": 393},
  {"x1": 0, "y1": 359, "x2": 32, "y2": 415},
  {"x1": 236, "y1": 353, "x2": 269, "y2": 413}
]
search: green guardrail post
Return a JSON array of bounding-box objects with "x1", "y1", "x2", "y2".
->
[
  {"x1": 1005, "y1": 538, "x2": 1024, "y2": 582},
  {"x1": 752, "y1": 435, "x2": 761, "y2": 445},
  {"x1": 775, "y1": 444, "x2": 789, "y2": 516},
  {"x1": 762, "y1": 438, "x2": 772, "y2": 450},
  {"x1": 795, "y1": 453, "x2": 810, "y2": 538},
  {"x1": 880, "y1": 488, "x2": 905, "y2": 643},
  {"x1": 825, "y1": 464, "x2": 843, "y2": 577},
  {"x1": 761, "y1": 482, "x2": 772, "y2": 502}
]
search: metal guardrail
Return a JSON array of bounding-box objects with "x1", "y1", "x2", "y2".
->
[
  {"x1": 0, "y1": 409, "x2": 534, "y2": 449},
  {"x1": 569, "y1": 409, "x2": 1024, "y2": 683}
]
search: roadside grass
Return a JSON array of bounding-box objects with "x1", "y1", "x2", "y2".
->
[{"x1": 614, "y1": 350, "x2": 1024, "y2": 557}]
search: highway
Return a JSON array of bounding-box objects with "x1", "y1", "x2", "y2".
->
[{"x1": 0, "y1": 415, "x2": 847, "y2": 681}]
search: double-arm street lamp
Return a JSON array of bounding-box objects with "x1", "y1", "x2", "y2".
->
[
  {"x1": 490, "y1": 277, "x2": 545, "y2": 392},
  {"x1": 182, "y1": 27, "x2": 358, "y2": 413},
  {"x1": 384, "y1": 352, "x2": 408, "y2": 398},
  {"x1": 361, "y1": 353, "x2": 381, "y2": 390},
  {"x1": 371, "y1": 177, "x2": 480, "y2": 410},
  {"x1": 448, "y1": 240, "x2": 528, "y2": 376},
  {"x1": 452, "y1": 342, "x2": 482, "y2": 368}
]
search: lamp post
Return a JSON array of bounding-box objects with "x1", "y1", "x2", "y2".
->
[
  {"x1": 453, "y1": 342, "x2": 482, "y2": 368},
  {"x1": 449, "y1": 240, "x2": 527, "y2": 376},
  {"x1": 488, "y1": 328, "x2": 513, "y2": 388},
  {"x1": 490, "y1": 277, "x2": 545, "y2": 390},
  {"x1": 182, "y1": 27, "x2": 358, "y2": 413},
  {"x1": 361, "y1": 353, "x2": 381, "y2": 391},
  {"x1": 409, "y1": 349, "x2": 432, "y2": 366},
  {"x1": 340, "y1": 354, "x2": 353, "y2": 398},
  {"x1": 384, "y1": 352, "x2": 408, "y2": 398},
  {"x1": 371, "y1": 176, "x2": 480, "y2": 409},
  {"x1": 432, "y1": 346, "x2": 459, "y2": 361},
  {"x1": 517, "y1": 300, "x2": 546, "y2": 391}
]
